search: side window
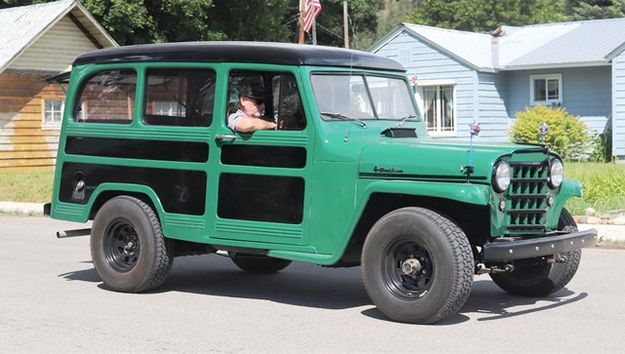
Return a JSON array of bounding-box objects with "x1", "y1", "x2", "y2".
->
[
  {"x1": 74, "y1": 69, "x2": 136, "y2": 123},
  {"x1": 144, "y1": 69, "x2": 216, "y2": 126},
  {"x1": 227, "y1": 71, "x2": 306, "y2": 131}
]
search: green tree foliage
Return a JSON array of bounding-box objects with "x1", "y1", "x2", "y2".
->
[
  {"x1": 1, "y1": 0, "x2": 380, "y2": 48},
  {"x1": 409, "y1": 0, "x2": 567, "y2": 32},
  {"x1": 511, "y1": 106, "x2": 591, "y2": 160},
  {"x1": 567, "y1": 0, "x2": 625, "y2": 20}
]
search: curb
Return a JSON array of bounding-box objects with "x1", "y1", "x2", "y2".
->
[
  {"x1": 0, "y1": 202, "x2": 44, "y2": 216},
  {"x1": 578, "y1": 224, "x2": 625, "y2": 242}
]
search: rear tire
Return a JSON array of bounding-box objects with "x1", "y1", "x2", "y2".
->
[
  {"x1": 362, "y1": 207, "x2": 474, "y2": 324},
  {"x1": 90, "y1": 196, "x2": 173, "y2": 292},
  {"x1": 229, "y1": 252, "x2": 291, "y2": 274},
  {"x1": 490, "y1": 208, "x2": 582, "y2": 297}
]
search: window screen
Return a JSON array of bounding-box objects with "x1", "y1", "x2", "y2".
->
[
  {"x1": 74, "y1": 70, "x2": 136, "y2": 123},
  {"x1": 145, "y1": 69, "x2": 216, "y2": 126}
]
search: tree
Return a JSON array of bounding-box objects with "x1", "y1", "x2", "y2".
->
[
  {"x1": 409, "y1": 0, "x2": 567, "y2": 32},
  {"x1": 567, "y1": 0, "x2": 625, "y2": 20}
]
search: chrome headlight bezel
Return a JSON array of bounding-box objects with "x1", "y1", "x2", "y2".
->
[
  {"x1": 492, "y1": 161, "x2": 511, "y2": 193},
  {"x1": 549, "y1": 158, "x2": 564, "y2": 189}
]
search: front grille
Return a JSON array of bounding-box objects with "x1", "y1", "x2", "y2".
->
[{"x1": 507, "y1": 161, "x2": 549, "y2": 232}]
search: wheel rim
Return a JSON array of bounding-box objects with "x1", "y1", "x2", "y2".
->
[
  {"x1": 382, "y1": 238, "x2": 434, "y2": 300},
  {"x1": 104, "y1": 218, "x2": 140, "y2": 272}
]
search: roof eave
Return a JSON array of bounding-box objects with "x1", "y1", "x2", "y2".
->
[
  {"x1": 501, "y1": 61, "x2": 611, "y2": 71},
  {"x1": 0, "y1": 1, "x2": 118, "y2": 74},
  {"x1": 0, "y1": 1, "x2": 76, "y2": 74},
  {"x1": 74, "y1": 1, "x2": 118, "y2": 47}
]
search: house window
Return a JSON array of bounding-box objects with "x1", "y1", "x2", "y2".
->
[
  {"x1": 422, "y1": 85, "x2": 455, "y2": 134},
  {"x1": 153, "y1": 101, "x2": 186, "y2": 117},
  {"x1": 43, "y1": 99, "x2": 64, "y2": 127},
  {"x1": 530, "y1": 74, "x2": 562, "y2": 106}
]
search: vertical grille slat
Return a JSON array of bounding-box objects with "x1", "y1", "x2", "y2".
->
[{"x1": 507, "y1": 161, "x2": 549, "y2": 232}]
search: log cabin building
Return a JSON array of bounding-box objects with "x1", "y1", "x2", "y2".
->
[{"x1": 0, "y1": 0, "x2": 117, "y2": 171}]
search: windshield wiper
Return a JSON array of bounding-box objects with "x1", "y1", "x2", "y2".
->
[
  {"x1": 395, "y1": 114, "x2": 418, "y2": 127},
  {"x1": 320, "y1": 112, "x2": 367, "y2": 128}
]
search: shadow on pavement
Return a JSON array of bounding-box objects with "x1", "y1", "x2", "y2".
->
[
  {"x1": 58, "y1": 255, "x2": 587, "y2": 320},
  {"x1": 462, "y1": 279, "x2": 588, "y2": 321}
]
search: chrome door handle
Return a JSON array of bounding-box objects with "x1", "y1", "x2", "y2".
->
[{"x1": 215, "y1": 134, "x2": 237, "y2": 143}]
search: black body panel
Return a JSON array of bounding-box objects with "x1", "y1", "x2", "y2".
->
[
  {"x1": 65, "y1": 137, "x2": 209, "y2": 162},
  {"x1": 221, "y1": 145, "x2": 306, "y2": 168},
  {"x1": 217, "y1": 173, "x2": 304, "y2": 224},
  {"x1": 59, "y1": 162, "x2": 207, "y2": 215},
  {"x1": 73, "y1": 42, "x2": 406, "y2": 72}
]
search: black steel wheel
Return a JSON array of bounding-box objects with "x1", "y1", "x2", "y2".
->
[
  {"x1": 91, "y1": 196, "x2": 173, "y2": 292},
  {"x1": 382, "y1": 239, "x2": 434, "y2": 300},
  {"x1": 229, "y1": 252, "x2": 291, "y2": 274},
  {"x1": 490, "y1": 208, "x2": 582, "y2": 297},
  {"x1": 362, "y1": 207, "x2": 474, "y2": 324},
  {"x1": 103, "y1": 219, "x2": 141, "y2": 272}
]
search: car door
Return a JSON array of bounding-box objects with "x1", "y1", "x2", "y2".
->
[{"x1": 209, "y1": 65, "x2": 313, "y2": 246}]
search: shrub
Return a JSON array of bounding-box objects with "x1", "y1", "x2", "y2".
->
[{"x1": 511, "y1": 106, "x2": 591, "y2": 160}]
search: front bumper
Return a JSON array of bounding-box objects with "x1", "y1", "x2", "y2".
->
[{"x1": 483, "y1": 228, "x2": 598, "y2": 262}]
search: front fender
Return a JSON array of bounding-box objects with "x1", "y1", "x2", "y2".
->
[{"x1": 360, "y1": 180, "x2": 491, "y2": 206}]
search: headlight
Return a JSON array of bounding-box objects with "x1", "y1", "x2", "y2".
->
[
  {"x1": 549, "y1": 159, "x2": 564, "y2": 188},
  {"x1": 493, "y1": 161, "x2": 511, "y2": 193}
]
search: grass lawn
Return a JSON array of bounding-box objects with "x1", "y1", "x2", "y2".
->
[
  {"x1": 0, "y1": 169, "x2": 54, "y2": 203},
  {"x1": 564, "y1": 162, "x2": 625, "y2": 216},
  {"x1": 0, "y1": 162, "x2": 623, "y2": 216}
]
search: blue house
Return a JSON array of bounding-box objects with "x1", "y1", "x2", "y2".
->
[{"x1": 369, "y1": 19, "x2": 625, "y2": 161}]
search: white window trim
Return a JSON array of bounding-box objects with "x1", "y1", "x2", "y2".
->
[
  {"x1": 419, "y1": 84, "x2": 457, "y2": 137},
  {"x1": 416, "y1": 79, "x2": 457, "y2": 87},
  {"x1": 41, "y1": 98, "x2": 64, "y2": 130},
  {"x1": 529, "y1": 74, "x2": 562, "y2": 106}
]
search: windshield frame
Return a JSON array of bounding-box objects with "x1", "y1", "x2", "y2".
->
[{"x1": 309, "y1": 71, "x2": 422, "y2": 122}]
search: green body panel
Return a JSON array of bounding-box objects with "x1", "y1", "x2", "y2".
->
[{"x1": 50, "y1": 61, "x2": 583, "y2": 265}]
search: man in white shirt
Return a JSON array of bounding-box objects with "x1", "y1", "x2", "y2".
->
[{"x1": 227, "y1": 85, "x2": 277, "y2": 132}]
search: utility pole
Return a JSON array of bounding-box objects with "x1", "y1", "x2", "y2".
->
[
  {"x1": 343, "y1": 1, "x2": 349, "y2": 49},
  {"x1": 299, "y1": 0, "x2": 305, "y2": 44}
]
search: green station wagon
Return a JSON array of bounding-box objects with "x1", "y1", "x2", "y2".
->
[{"x1": 46, "y1": 42, "x2": 597, "y2": 324}]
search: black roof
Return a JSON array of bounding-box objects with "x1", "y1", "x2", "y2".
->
[{"x1": 73, "y1": 41, "x2": 405, "y2": 72}]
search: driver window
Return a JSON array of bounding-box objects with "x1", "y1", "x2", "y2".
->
[{"x1": 227, "y1": 71, "x2": 306, "y2": 131}]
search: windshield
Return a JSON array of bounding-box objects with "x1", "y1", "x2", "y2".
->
[{"x1": 311, "y1": 74, "x2": 419, "y2": 121}]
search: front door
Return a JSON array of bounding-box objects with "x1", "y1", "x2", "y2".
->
[{"x1": 210, "y1": 66, "x2": 312, "y2": 246}]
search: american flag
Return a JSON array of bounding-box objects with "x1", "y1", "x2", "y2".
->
[{"x1": 303, "y1": 0, "x2": 322, "y2": 33}]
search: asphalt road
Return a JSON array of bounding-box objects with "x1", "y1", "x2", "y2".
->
[{"x1": 1, "y1": 216, "x2": 624, "y2": 353}]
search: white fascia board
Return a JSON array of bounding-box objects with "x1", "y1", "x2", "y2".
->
[
  {"x1": 501, "y1": 61, "x2": 610, "y2": 71},
  {"x1": 368, "y1": 26, "x2": 404, "y2": 53},
  {"x1": 74, "y1": 2, "x2": 118, "y2": 47}
]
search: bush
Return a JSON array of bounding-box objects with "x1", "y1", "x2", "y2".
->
[{"x1": 511, "y1": 106, "x2": 591, "y2": 160}]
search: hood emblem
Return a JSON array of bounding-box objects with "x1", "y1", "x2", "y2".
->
[
  {"x1": 373, "y1": 166, "x2": 404, "y2": 174},
  {"x1": 462, "y1": 121, "x2": 481, "y2": 176}
]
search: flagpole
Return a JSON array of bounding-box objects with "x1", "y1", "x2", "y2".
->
[
  {"x1": 312, "y1": 20, "x2": 317, "y2": 45},
  {"x1": 298, "y1": 0, "x2": 305, "y2": 44}
]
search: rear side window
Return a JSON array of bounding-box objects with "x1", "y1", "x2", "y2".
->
[
  {"x1": 144, "y1": 69, "x2": 216, "y2": 126},
  {"x1": 74, "y1": 69, "x2": 136, "y2": 123}
]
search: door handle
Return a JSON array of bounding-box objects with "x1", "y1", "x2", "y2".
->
[{"x1": 215, "y1": 134, "x2": 237, "y2": 144}]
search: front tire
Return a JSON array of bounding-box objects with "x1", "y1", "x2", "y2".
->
[
  {"x1": 362, "y1": 207, "x2": 474, "y2": 324},
  {"x1": 490, "y1": 208, "x2": 582, "y2": 297},
  {"x1": 91, "y1": 196, "x2": 173, "y2": 292}
]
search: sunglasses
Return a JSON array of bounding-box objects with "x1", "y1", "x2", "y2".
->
[{"x1": 243, "y1": 96, "x2": 265, "y2": 105}]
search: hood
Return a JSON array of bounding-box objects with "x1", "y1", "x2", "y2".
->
[{"x1": 358, "y1": 140, "x2": 548, "y2": 183}]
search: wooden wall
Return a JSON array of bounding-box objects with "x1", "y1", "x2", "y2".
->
[{"x1": 0, "y1": 70, "x2": 64, "y2": 171}]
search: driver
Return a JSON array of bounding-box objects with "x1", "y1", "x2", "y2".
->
[{"x1": 227, "y1": 84, "x2": 276, "y2": 133}]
